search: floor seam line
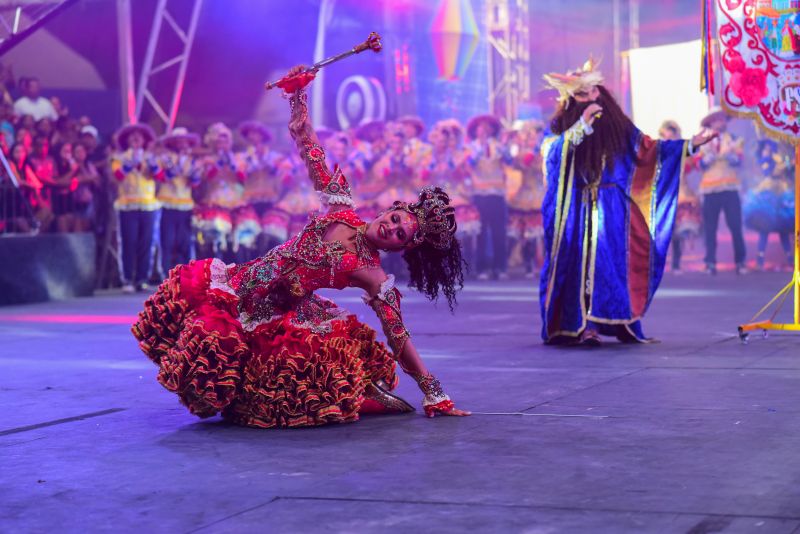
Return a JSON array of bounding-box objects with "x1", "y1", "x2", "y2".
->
[
  {"x1": 272, "y1": 495, "x2": 800, "y2": 521},
  {"x1": 0, "y1": 408, "x2": 127, "y2": 437},
  {"x1": 186, "y1": 496, "x2": 281, "y2": 533},
  {"x1": 524, "y1": 367, "x2": 647, "y2": 411}
]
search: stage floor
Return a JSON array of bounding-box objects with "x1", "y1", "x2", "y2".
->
[{"x1": 2, "y1": 272, "x2": 799, "y2": 533}]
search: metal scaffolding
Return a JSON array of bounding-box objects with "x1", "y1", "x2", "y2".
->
[
  {"x1": 0, "y1": 0, "x2": 77, "y2": 55},
  {"x1": 134, "y1": 0, "x2": 203, "y2": 133},
  {"x1": 486, "y1": 0, "x2": 530, "y2": 125}
]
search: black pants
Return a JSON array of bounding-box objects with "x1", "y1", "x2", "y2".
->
[
  {"x1": 473, "y1": 194, "x2": 508, "y2": 275},
  {"x1": 703, "y1": 190, "x2": 746, "y2": 266},
  {"x1": 671, "y1": 234, "x2": 682, "y2": 270},
  {"x1": 160, "y1": 208, "x2": 192, "y2": 274},
  {"x1": 119, "y1": 209, "x2": 157, "y2": 285}
]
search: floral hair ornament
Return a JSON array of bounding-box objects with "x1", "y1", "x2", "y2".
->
[
  {"x1": 543, "y1": 56, "x2": 604, "y2": 109},
  {"x1": 393, "y1": 187, "x2": 457, "y2": 251}
]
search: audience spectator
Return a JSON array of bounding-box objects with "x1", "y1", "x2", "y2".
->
[
  {"x1": 28, "y1": 134, "x2": 56, "y2": 219},
  {"x1": 79, "y1": 124, "x2": 106, "y2": 165},
  {"x1": 15, "y1": 128, "x2": 32, "y2": 152},
  {"x1": 36, "y1": 117, "x2": 54, "y2": 140},
  {"x1": 17, "y1": 113, "x2": 35, "y2": 133},
  {"x1": 6, "y1": 142, "x2": 49, "y2": 232},
  {"x1": 51, "y1": 141, "x2": 80, "y2": 232},
  {"x1": 0, "y1": 102, "x2": 15, "y2": 149},
  {"x1": 13, "y1": 77, "x2": 58, "y2": 121},
  {"x1": 72, "y1": 142, "x2": 99, "y2": 232}
]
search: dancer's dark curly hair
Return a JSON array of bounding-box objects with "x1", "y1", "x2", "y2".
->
[
  {"x1": 396, "y1": 188, "x2": 466, "y2": 311},
  {"x1": 402, "y1": 239, "x2": 465, "y2": 312}
]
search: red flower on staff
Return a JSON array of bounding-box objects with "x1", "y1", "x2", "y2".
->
[{"x1": 730, "y1": 67, "x2": 768, "y2": 107}]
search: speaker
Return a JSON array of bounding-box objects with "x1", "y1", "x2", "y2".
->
[{"x1": 0, "y1": 233, "x2": 96, "y2": 306}]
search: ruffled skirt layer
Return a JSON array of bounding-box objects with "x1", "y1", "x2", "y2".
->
[{"x1": 132, "y1": 259, "x2": 397, "y2": 428}]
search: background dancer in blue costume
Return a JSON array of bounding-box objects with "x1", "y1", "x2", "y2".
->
[{"x1": 539, "y1": 59, "x2": 718, "y2": 346}]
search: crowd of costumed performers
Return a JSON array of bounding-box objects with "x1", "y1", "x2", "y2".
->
[
  {"x1": 108, "y1": 111, "x2": 549, "y2": 292},
  {"x1": 107, "y1": 91, "x2": 795, "y2": 294}
]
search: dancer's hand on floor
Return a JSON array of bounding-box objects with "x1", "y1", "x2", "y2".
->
[{"x1": 425, "y1": 402, "x2": 471, "y2": 418}]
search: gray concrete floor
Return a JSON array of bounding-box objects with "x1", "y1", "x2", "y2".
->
[{"x1": 2, "y1": 271, "x2": 800, "y2": 533}]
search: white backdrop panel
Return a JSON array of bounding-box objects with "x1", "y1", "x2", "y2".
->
[{"x1": 628, "y1": 40, "x2": 709, "y2": 139}]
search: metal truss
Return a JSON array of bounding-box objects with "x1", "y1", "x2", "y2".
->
[
  {"x1": 134, "y1": 0, "x2": 203, "y2": 133},
  {"x1": 486, "y1": 0, "x2": 530, "y2": 125},
  {"x1": 0, "y1": 0, "x2": 77, "y2": 56}
]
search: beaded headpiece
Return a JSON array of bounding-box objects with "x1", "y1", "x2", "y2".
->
[
  {"x1": 394, "y1": 187, "x2": 457, "y2": 251},
  {"x1": 543, "y1": 56, "x2": 604, "y2": 109}
]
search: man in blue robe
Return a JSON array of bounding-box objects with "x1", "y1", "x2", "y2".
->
[{"x1": 540, "y1": 59, "x2": 717, "y2": 345}]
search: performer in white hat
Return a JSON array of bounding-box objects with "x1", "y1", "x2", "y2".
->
[{"x1": 157, "y1": 127, "x2": 201, "y2": 274}]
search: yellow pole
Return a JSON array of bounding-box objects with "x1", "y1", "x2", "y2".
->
[
  {"x1": 737, "y1": 142, "x2": 800, "y2": 339},
  {"x1": 795, "y1": 143, "x2": 799, "y2": 324}
]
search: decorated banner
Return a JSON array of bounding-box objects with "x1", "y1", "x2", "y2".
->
[{"x1": 714, "y1": 0, "x2": 800, "y2": 142}]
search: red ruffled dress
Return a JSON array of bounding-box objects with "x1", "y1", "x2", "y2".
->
[{"x1": 133, "y1": 168, "x2": 399, "y2": 428}]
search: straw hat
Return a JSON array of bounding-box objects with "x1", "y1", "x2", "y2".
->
[
  {"x1": 115, "y1": 123, "x2": 156, "y2": 150},
  {"x1": 701, "y1": 107, "x2": 730, "y2": 128},
  {"x1": 397, "y1": 115, "x2": 425, "y2": 136},
  {"x1": 354, "y1": 120, "x2": 386, "y2": 143},
  {"x1": 238, "y1": 120, "x2": 272, "y2": 143},
  {"x1": 466, "y1": 114, "x2": 501, "y2": 139},
  {"x1": 160, "y1": 126, "x2": 200, "y2": 150}
]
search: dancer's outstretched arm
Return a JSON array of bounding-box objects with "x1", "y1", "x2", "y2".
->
[
  {"x1": 351, "y1": 267, "x2": 470, "y2": 418},
  {"x1": 285, "y1": 65, "x2": 354, "y2": 211}
]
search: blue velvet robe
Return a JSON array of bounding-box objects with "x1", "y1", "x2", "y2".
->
[{"x1": 539, "y1": 128, "x2": 687, "y2": 342}]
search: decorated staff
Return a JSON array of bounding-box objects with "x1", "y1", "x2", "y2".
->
[{"x1": 264, "y1": 32, "x2": 382, "y2": 92}]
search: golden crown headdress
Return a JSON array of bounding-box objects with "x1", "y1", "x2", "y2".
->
[
  {"x1": 394, "y1": 187, "x2": 457, "y2": 251},
  {"x1": 543, "y1": 56, "x2": 604, "y2": 108}
]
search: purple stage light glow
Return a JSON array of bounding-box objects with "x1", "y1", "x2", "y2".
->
[{"x1": 0, "y1": 314, "x2": 139, "y2": 324}]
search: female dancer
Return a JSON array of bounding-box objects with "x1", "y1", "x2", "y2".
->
[{"x1": 133, "y1": 67, "x2": 469, "y2": 428}]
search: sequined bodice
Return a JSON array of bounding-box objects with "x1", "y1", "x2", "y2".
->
[{"x1": 225, "y1": 209, "x2": 380, "y2": 330}]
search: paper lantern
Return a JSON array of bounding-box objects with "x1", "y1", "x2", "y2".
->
[{"x1": 430, "y1": 0, "x2": 480, "y2": 80}]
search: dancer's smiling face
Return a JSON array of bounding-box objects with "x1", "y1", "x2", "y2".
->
[{"x1": 366, "y1": 208, "x2": 419, "y2": 252}]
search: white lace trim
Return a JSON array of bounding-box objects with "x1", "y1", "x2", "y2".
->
[
  {"x1": 423, "y1": 393, "x2": 451, "y2": 407},
  {"x1": 566, "y1": 117, "x2": 594, "y2": 146},
  {"x1": 318, "y1": 191, "x2": 355, "y2": 207},
  {"x1": 208, "y1": 258, "x2": 237, "y2": 297},
  {"x1": 362, "y1": 274, "x2": 396, "y2": 304}
]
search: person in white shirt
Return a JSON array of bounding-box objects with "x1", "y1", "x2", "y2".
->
[{"x1": 13, "y1": 78, "x2": 57, "y2": 122}]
